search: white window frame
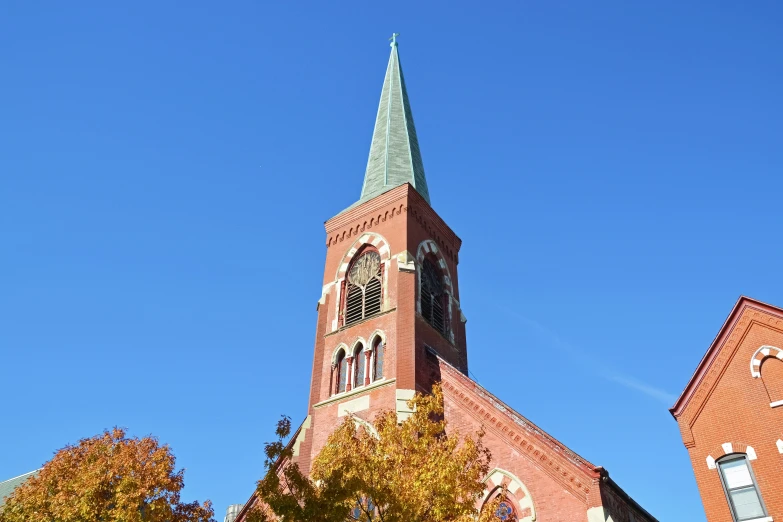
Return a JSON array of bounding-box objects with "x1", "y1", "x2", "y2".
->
[{"x1": 717, "y1": 454, "x2": 768, "y2": 522}]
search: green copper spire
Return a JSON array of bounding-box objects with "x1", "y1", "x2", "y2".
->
[{"x1": 357, "y1": 34, "x2": 431, "y2": 206}]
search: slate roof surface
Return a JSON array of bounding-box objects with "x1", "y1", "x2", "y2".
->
[
  {"x1": 0, "y1": 470, "x2": 37, "y2": 507},
  {"x1": 350, "y1": 39, "x2": 430, "y2": 211}
]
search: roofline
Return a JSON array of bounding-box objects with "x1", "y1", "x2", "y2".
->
[
  {"x1": 602, "y1": 472, "x2": 660, "y2": 522},
  {"x1": 427, "y1": 346, "x2": 600, "y2": 476},
  {"x1": 0, "y1": 469, "x2": 39, "y2": 485},
  {"x1": 233, "y1": 420, "x2": 305, "y2": 522},
  {"x1": 670, "y1": 295, "x2": 783, "y2": 418}
]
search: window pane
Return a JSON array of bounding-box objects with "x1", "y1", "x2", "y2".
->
[
  {"x1": 731, "y1": 487, "x2": 765, "y2": 520},
  {"x1": 339, "y1": 357, "x2": 348, "y2": 392},
  {"x1": 374, "y1": 342, "x2": 384, "y2": 381},
  {"x1": 721, "y1": 459, "x2": 754, "y2": 489},
  {"x1": 355, "y1": 351, "x2": 365, "y2": 387}
]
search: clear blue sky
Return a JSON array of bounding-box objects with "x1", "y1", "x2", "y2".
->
[{"x1": 2, "y1": 2, "x2": 782, "y2": 520}]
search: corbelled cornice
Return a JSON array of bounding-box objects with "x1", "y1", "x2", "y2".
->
[{"x1": 435, "y1": 353, "x2": 601, "y2": 503}]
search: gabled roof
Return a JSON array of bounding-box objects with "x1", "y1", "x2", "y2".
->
[
  {"x1": 0, "y1": 470, "x2": 37, "y2": 507},
  {"x1": 670, "y1": 295, "x2": 783, "y2": 418},
  {"x1": 351, "y1": 36, "x2": 430, "y2": 210},
  {"x1": 430, "y1": 349, "x2": 658, "y2": 521}
]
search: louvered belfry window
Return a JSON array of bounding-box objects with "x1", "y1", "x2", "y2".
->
[
  {"x1": 344, "y1": 251, "x2": 383, "y2": 326},
  {"x1": 421, "y1": 258, "x2": 446, "y2": 334}
]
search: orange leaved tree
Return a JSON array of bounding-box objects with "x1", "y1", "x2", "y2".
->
[
  {"x1": 0, "y1": 428, "x2": 214, "y2": 522},
  {"x1": 248, "y1": 384, "x2": 501, "y2": 522}
]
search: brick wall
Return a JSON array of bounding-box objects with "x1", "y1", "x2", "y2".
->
[
  {"x1": 673, "y1": 298, "x2": 783, "y2": 522},
  {"x1": 235, "y1": 183, "x2": 657, "y2": 522}
]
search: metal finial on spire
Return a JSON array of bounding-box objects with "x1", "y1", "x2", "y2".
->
[{"x1": 389, "y1": 33, "x2": 400, "y2": 47}]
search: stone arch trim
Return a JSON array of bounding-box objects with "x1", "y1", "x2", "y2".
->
[
  {"x1": 331, "y1": 233, "x2": 392, "y2": 332},
  {"x1": 368, "y1": 329, "x2": 387, "y2": 346},
  {"x1": 416, "y1": 239, "x2": 456, "y2": 343},
  {"x1": 350, "y1": 337, "x2": 368, "y2": 355},
  {"x1": 331, "y1": 343, "x2": 350, "y2": 365},
  {"x1": 416, "y1": 239, "x2": 453, "y2": 293},
  {"x1": 348, "y1": 415, "x2": 379, "y2": 438},
  {"x1": 750, "y1": 345, "x2": 783, "y2": 378},
  {"x1": 335, "y1": 232, "x2": 392, "y2": 281},
  {"x1": 481, "y1": 468, "x2": 536, "y2": 522},
  {"x1": 705, "y1": 442, "x2": 757, "y2": 469}
]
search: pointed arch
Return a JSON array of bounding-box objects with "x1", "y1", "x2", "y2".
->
[
  {"x1": 348, "y1": 415, "x2": 379, "y2": 438},
  {"x1": 415, "y1": 239, "x2": 452, "y2": 293},
  {"x1": 416, "y1": 239, "x2": 454, "y2": 342},
  {"x1": 332, "y1": 233, "x2": 392, "y2": 331},
  {"x1": 369, "y1": 331, "x2": 386, "y2": 382},
  {"x1": 331, "y1": 343, "x2": 350, "y2": 365},
  {"x1": 331, "y1": 344, "x2": 350, "y2": 396},
  {"x1": 481, "y1": 468, "x2": 536, "y2": 522},
  {"x1": 351, "y1": 338, "x2": 368, "y2": 390},
  {"x1": 335, "y1": 232, "x2": 392, "y2": 281}
]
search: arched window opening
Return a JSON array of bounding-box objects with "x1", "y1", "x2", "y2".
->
[
  {"x1": 344, "y1": 250, "x2": 383, "y2": 326},
  {"x1": 354, "y1": 343, "x2": 365, "y2": 389},
  {"x1": 335, "y1": 349, "x2": 348, "y2": 395},
  {"x1": 372, "y1": 336, "x2": 384, "y2": 382},
  {"x1": 717, "y1": 454, "x2": 767, "y2": 521},
  {"x1": 421, "y1": 258, "x2": 446, "y2": 335},
  {"x1": 761, "y1": 357, "x2": 783, "y2": 405}
]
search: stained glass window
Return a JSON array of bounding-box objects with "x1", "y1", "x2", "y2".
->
[
  {"x1": 373, "y1": 337, "x2": 384, "y2": 381},
  {"x1": 494, "y1": 500, "x2": 516, "y2": 521},
  {"x1": 354, "y1": 345, "x2": 365, "y2": 388},
  {"x1": 337, "y1": 350, "x2": 348, "y2": 394}
]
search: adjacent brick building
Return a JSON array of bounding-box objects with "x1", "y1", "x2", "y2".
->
[
  {"x1": 235, "y1": 37, "x2": 657, "y2": 522},
  {"x1": 672, "y1": 297, "x2": 783, "y2": 522}
]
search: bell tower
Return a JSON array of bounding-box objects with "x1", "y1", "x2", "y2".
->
[{"x1": 294, "y1": 36, "x2": 467, "y2": 474}]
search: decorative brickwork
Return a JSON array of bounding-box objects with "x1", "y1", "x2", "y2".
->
[
  {"x1": 750, "y1": 345, "x2": 783, "y2": 378},
  {"x1": 672, "y1": 296, "x2": 783, "y2": 522},
  {"x1": 232, "y1": 40, "x2": 656, "y2": 522}
]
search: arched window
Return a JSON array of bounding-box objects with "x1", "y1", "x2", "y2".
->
[
  {"x1": 493, "y1": 499, "x2": 517, "y2": 521},
  {"x1": 717, "y1": 454, "x2": 767, "y2": 521},
  {"x1": 761, "y1": 357, "x2": 783, "y2": 405},
  {"x1": 354, "y1": 343, "x2": 365, "y2": 389},
  {"x1": 344, "y1": 250, "x2": 383, "y2": 326},
  {"x1": 421, "y1": 258, "x2": 447, "y2": 335},
  {"x1": 372, "y1": 336, "x2": 384, "y2": 381},
  {"x1": 335, "y1": 349, "x2": 348, "y2": 395}
]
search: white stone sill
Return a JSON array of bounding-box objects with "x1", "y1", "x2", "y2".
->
[
  {"x1": 770, "y1": 400, "x2": 783, "y2": 408},
  {"x1": 744, "y1": 517, "x2": 772, "y2": 522},
  {"x1": 313, "y1": 378, "x2": 396, "y2": 409}
]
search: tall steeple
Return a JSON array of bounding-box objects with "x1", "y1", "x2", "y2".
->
[{"x1": 358, "y1": 34, "x2": 431, "y2": 206}]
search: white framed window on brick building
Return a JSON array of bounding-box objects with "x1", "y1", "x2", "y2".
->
[{"x1": 717, "y1": 454, "x2": 768, "y2": 522}]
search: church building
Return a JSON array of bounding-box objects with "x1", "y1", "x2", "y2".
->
[{"x1": 234, "y1": 37, "x2": 657, "y2": 522}]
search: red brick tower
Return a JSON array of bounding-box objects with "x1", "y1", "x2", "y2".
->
[
  {"x1": 234, "y1": 37, "x2": 659, "y2": 522},
  {"x1": 294, "y1": 34, "x2": 468, "y2": 475}
]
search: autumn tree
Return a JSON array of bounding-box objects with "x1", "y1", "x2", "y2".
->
[
  {"x1": 248, "y1": 384, "x2": 503, "y2": 522},
  {"x1": 0, "y1": 428, "x2": 214, "y2": 522}
]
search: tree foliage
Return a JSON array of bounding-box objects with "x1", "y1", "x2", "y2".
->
[
  {"x1": 248, "y1": 384, "x2": 502, "y2": 522},
  {"x1": 0, "y1": 428, "x2": 214, "y2": 522}
]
